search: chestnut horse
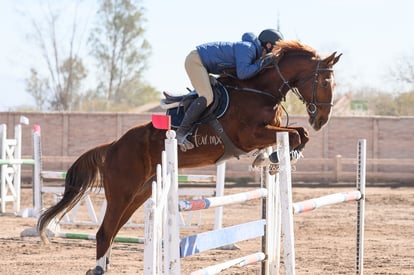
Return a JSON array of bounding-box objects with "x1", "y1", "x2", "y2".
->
[{"x1": 37, "y1": 40, "x2": 341, "y2": 274}]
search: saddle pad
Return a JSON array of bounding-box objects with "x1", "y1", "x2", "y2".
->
[{"x1": 167, "y1": 84, "x2": 229, "y2": 128}]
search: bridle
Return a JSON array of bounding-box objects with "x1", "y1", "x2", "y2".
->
[
  {"x1": 223, "y1": 58, "x2": 334, "y2": 119},
  {"x1": 275, "y1": 59, "x2": 334, "y2": 117}
]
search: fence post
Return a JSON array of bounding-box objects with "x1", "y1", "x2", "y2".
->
[
  {"x1": 335, "y1": 154, "x2": 342, "y2": 182},
  {"x1": 356, "y1": 139, "x2": 366, "y2": 274},
  {"x1": 278, "y1": 132, "x2": 296, "y2": 275},
  {"x1": 164, "y1": 130, "x2": 180, "y2": 275},
  {"x1": 14, "y1": 124, "x2": 22, "y2": 213},
  {"x1": 32, "y1": 125, "x2": 42, "y2": 215}
]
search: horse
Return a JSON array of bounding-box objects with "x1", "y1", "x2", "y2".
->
[{"x1": 37, "y1": 40, "x2": 341, "y2": 274}]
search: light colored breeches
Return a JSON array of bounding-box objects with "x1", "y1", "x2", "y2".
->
[{"x1": 184, "y1": 50, "x2": 214, "y2": 106}]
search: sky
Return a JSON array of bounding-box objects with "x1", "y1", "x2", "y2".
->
[{"x1": 1, "y1": 0, "x2": 414, "y2": 111}]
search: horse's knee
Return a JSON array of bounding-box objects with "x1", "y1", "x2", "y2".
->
[
  {"x1": 289, "y1": 127, "x2": 310, "y2": 151},
  {"x1": 298, "y1": 127, "x2": 310, "y2": 144},
  {"x1": 287, "y1": 131, "x2": 301, "y2": 149}
]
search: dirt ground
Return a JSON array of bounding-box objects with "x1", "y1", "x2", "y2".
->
[{"x1": 0, "y1": 185, "x2": 413, "y2": 275}]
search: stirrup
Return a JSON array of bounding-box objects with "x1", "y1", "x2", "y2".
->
[{"x1": 177, "y1": 137, "x2": 194, "y2": 152}]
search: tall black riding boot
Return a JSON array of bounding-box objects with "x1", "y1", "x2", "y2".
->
[{"x1": 176, "y1": 96, "x2": 207, "y2": 151}]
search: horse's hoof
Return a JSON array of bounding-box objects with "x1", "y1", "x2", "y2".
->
[
  {"x1": 269, "y1": 150, "x2": 303, "y2": 164},
  {"x1": 269, "y1": 152, "x2": 279, "y2": 163},
  {"x1": 86, "y1": 266, "x2": 105, "y2": 275},
  {"x1": 252, "y1": 152, "x2": 271, "y2": 167}
]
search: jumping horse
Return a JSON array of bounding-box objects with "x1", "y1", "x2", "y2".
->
[{"x1": 37, "y1": 40, "x2": 341, "y2": 274}]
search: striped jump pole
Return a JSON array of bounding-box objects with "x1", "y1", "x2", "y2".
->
[
  {"x1": 292, "y1": 190, "x2": 362, "y2": 214},
  {"x1": 56, "y1": 232, "x2": 145, "y2": 244},
  {"x1": 178, "y1": 188, "x2": 267, "y2": 211},
  {"x1": 0, "y1": 159, "x2": 35, "y2": 165}
]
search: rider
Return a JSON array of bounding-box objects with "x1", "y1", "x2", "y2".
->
[{"x1": 177, "y1": 29, "x2": 284, "y2": 150}]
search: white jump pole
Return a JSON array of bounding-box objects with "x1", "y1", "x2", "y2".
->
[
  {"x1": 264, "y1": 146, "x2": 281, "y2": 275},
  {"x1": 32, "y1": 125, "x2": 42, "y2": 216},
  {"x1": 277, "y1": 132, "x2": 296, "y2": 275},
  {"x1": 164, "y1": 130, "x2": 180, "y2": 275},
  {"x1": 214, "y1": 161, "x2": 226, "y2": 230}
]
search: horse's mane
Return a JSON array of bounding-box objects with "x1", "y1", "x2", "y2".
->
[{"x1": 273, "y1": 40, "x2": 319, "y2": 58}]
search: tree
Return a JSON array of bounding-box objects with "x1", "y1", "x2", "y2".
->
[
  {"x1": 25, "y1": 68, "x2": 50, "y2": 110},
  {"x1": 284, "y1": 92, "x2": 308, "y2": 115},
  {"x1": 391, "y1": 54, "x2": 414, "y2": 87},
  {"x1": 88, "y1": 0, "x2": 157, "y2": 106},
  {"x1": 24, "y1": 1, "x2": 88, "y2": 111},
  {"x1": 50, "y1": 56, "x2": 87, "y2": 110},
  {"x1": 395, "y1": 91, "x2": 414, "y2": 115}
]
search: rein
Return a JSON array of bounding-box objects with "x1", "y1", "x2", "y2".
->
[{"x1": 224, "y1": 85, "x2": 278, "y2": 102}]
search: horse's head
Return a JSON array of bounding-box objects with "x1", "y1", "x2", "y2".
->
[{"x1": 273, "y1": 41, "x2": 342, "y2": 131}]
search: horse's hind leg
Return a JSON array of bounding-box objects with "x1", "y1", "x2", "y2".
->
[
  {"x1": 86, "y1": 202, "x2": 129, "y2": 274},
  {"x1": 116, "y1": 179, "x2": 153, "y2": 232},
  {"x1": 104, "y1": 181, "x2": 152, "y2": 269},
  {"x1": 86, "y1": 181, "x2": 152, "y2": 275}
]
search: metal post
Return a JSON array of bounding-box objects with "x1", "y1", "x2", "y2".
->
[{"x1": 356, "y1": 139, "x2": 366, "y2": 274}]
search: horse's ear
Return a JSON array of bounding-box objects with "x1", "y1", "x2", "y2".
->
[{"x1": 324, "y1": 52, "x2": 342, "y2": 66}]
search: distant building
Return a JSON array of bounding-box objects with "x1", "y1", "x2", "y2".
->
[{"x1": 333, "y1": 95, "x2": 371, "y2": 116}]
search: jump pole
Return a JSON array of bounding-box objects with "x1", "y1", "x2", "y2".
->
[{"x1": 277, "y1": 131, "x2": 296, "y2": 274}]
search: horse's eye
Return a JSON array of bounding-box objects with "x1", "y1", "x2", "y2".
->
[{"x1": 321, "y1": 80, "x2": 329, "y2": 88}]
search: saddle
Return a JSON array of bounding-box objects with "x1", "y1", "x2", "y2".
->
[{"x1": 161, "y1": 78, "x2": 229, "y2": 128}]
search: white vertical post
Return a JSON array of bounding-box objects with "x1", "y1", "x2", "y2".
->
[
  {"x1": 356, "y1": 139, "x2": 366, "y2": 274},
  {"x1": 278, "y1": 132, "x2": 296, "y2": 275},
  {"x1": 264, "y1": 147, "x2": 281, "y2": 275},
  {"x1": 14, "y1": 124, "x2": 22, "y2": 213},
  {"x1": 165, "y1": 130, "x2": 180, "y2": 275},
  {"x1": 214, "y1": 162, "x2": 226, "y2": 230},
  {"x1": 144, "y1": 180, "x2": 157, "y2": 275},
  {"x1": 32, "y1": 125, "x2": 42, "y2": 216}
]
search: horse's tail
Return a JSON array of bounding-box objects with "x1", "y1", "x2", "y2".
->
[{"x1": 37, "y1": 142, "x2": 113, "y2": 243}]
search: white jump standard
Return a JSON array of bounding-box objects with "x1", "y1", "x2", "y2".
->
[{"x1": 143, "y1": 131, "x2": 366, "y2": 274}]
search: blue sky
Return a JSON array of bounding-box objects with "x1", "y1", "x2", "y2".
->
[{"x1": 1, "y1": 0, "x2": 414, "y2": 110}]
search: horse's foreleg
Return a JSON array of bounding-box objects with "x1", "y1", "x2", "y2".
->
[
  {"x1": 250, "y1": 126, "x2": 303, "y2": 167},
  {"x1": 263, "y1": 125, "x2": 302, "y2": 149},
  {"x1": 286, "y1": 126, "x2": 310, "y2": 151}
]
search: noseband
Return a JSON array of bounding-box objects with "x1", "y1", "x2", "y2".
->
[{"x1": 275, "y1": 60, "x2": 333, "y2": 117}]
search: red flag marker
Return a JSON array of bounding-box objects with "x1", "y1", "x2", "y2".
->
[
  {"x1": 33, "y1": 124, "x2": 41, "y2": 134},
  {"x1": 152, "y1": 114, "x2": 171, "y2": 130}
]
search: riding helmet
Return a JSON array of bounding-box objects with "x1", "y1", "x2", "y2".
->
[{"x1": 258, "y1": 29, "x2": 284, "y2": 46}]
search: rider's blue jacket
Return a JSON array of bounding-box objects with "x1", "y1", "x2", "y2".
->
[{"x1": 196, "y1": 32, "x2": 263, "y2": 80}]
